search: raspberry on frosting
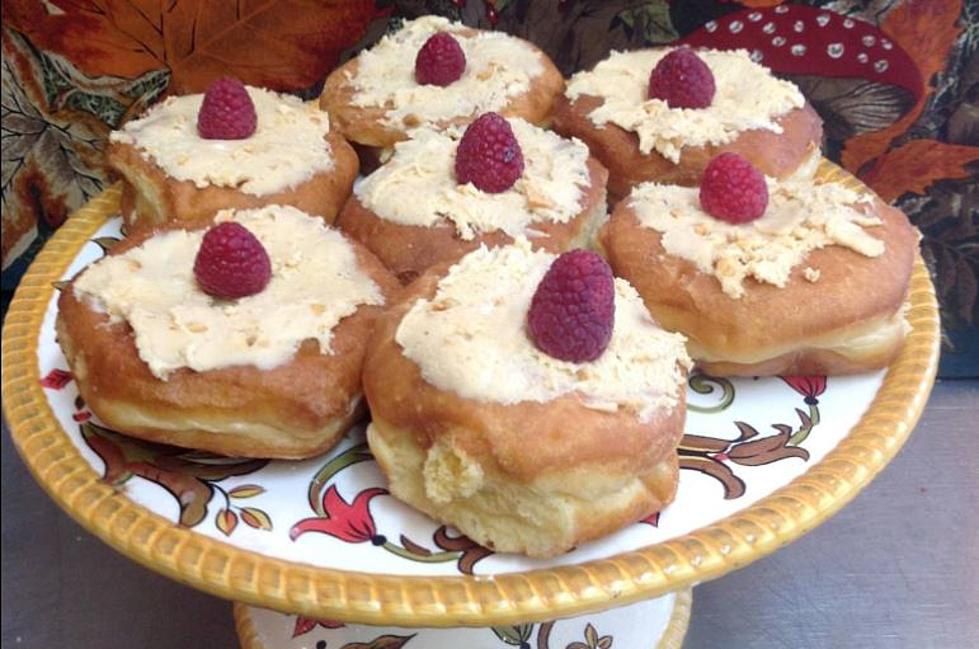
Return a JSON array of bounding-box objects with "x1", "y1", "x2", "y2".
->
[
  {"x1": 194, "y1": 222, "x2": 271, "y2": 299},
  {"x1": 454, "y1": 112, "x2": 525, "y2": 193},
  {"x1": 197, "y1": 77, "x2": 258, "y2": 140},
  {"x1": 415, "y1": 32, "x2": 467, "y2": 86},
  {"x1": 699, "y1": 153, "x2": 769, "y2": 224},
  {"x1": 527, "y1": 250, "x2": 615, "y2": 363},
  {"x1": 647, "y1": 48, "x2": 716, "y2": 109}
]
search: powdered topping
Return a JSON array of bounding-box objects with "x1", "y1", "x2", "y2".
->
[
  {"x1": 110, "y1": 87, "x2": 333, "y2": 196},
  {"x1": 630, "y1": 170, "x2": 885, "y2": 299},
  {"x1": 395, "y1": 239, "x2": 690, "y2": 421},
  {"x1": 355, "y1": 119, "x2": 591, "y2": 239},
  {"x1": 349, "y1": 16, "x2": 544, "y2": 129},
  {"x1": 73, "y1": 206, "x2": 384, "y2": 379},
  {"x1": 566, "y1": 48, "x2": 805, "y2": 162}
]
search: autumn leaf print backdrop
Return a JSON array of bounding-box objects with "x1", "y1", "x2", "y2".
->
[{"x1": 2, "y1": 0, "x2": 976, "y2": 375}]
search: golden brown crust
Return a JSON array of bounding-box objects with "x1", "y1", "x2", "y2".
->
[
  {"x1": 363, "y1": 262, "x2": 685, "y2": 483},
  {"x1": 107, "y1": 129, "x2": 359, "y2": 234},
  {"x1": 336, "y1": 157, "x2": 609, "y2": 284},
  {"x1": 57, "y1": 221, "x2": 400, "y2": 459},
  {"x1": 319, "y1": 29, "x2": 565, "y2": 149},
  {"x1": 551, "y1": 93, "x2": 823, "y2": 201},
  {"x1": 600, "y1": 195, "x2": 917, "y2": 375}
]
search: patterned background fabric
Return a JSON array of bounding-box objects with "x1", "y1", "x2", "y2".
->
[{"x1": 1, "y1": 0, "x2": 976, "y2": 376}]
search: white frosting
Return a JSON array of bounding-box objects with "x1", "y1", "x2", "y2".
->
[
  {"x1": 630, "y1": 171, "x2": 885, "y2": 299},
  {"x1": 395, "y1": 240, "x2": 690, "y2": 421},
  {"x1": 566, "y1": 48, "x2": 805, "y2": 162},
  {"x1": 349, "y1": 16, "x2": 545, "y2": 128},
  {"x1": 354, "y1": 119, "x2": 592, "y2": 239},
  {"x1": 110, "y1": 87, "x2": 334, "y2": 196},
  {"x1": 73, "y1": 206, "x2": 384, "y2": 379}
]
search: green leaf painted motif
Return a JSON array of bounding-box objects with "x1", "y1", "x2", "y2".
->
[
  {"x1": 615, "y1": 1, "x2": 678, "y2": 44},
  {"x1": 491, "y1": 624, "x2": 533, "y2": 645}
]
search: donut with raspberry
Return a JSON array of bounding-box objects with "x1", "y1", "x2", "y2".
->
[
  {"x1": 552, "y1": 46, "x2": 823, "y2": 201},
  {"x1": 363, "y1": 241, "x2": 690, "y2": 557},
  {"x1": 108, "y1": 78, "x2": 358, "y2": 233},
  {"x1": 57, "y1": 205, "x2": 399, "y2": 459}
]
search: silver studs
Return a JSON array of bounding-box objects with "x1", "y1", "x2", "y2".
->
[
  {"x1": 775, "y1": 5, "x2": 789, "y2": 13},
  {"x1": 843, "y1": 18, "x2": 855, "y2": 28},
  {"x1": 862, "y1": 34, "x2": 876, "y2": 47},
  {"x1": 772, "y1": 36, "x2": 786, "y2": 47},
  {"x1": 794, "y1": 20, "x2": 805, "y2": 32},
  {"x1": 748, "y1": 12, "x2": 763, "y2": 22},
  {"x1": 816, "y1": 13, "x2": 831, "y2": 26},
  {"x1": 750, "y1": 49, "x2": 764, "y2": 62},
  {"x1": 705, "y1": 20, "x2": 717, "y2": 32},
  {"x1": 882, "y1": 39, "x2": 893, "y2": 50},
  {"x1": 763, "y1": 22, "x2": 776, "y2": 34},
  {"x1": 827, "y1": 43, "x2": 844, "y2": 59},
  {"x1": 874, "y1": 59, "x2": 889, "y2": 72},
  {"x1": 791, "y1": 44, "x2": 806, "y2": 56},
  {"x1": 729, "y1": 20, "x2": 744, "y2": 34},
  {"x1": 858, "y1": 52, "x2": 869, "y2": 63}
]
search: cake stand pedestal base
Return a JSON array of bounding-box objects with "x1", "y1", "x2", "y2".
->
[{"x1": 233, "y1": 590, "x2": 692, "y2": 649}]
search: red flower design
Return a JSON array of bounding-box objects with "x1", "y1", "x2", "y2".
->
[
  {"x1": 40, "y1": 368, "x2": 73, "y2": 389},
  {"x1": 640, "y1": 512, "x2": 661, "y2": 527},
  {"x1": 781, "y1": 376, "x2": 827, "y2": 404},
  {"x1": 292, "y1": 616, "x2": 344, "y2": 638},
  {"x1": 289, "y1": 486, "x2": 387, "y2": 544}
]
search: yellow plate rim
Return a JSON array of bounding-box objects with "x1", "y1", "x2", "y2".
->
[
  {"x1": 1, "y1": 173, "x2": 940, "y2": 626},
  {"x1": 231, "y1": 589, "x2": 694, "y2": 649}
]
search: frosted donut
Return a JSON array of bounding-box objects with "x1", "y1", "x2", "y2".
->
[
  {"x1": 107, "y1": 86, "x2": 357, "y2": 232},
  {"x1": 320, "y1": 16, "x2": 564, "y2": 149},
  {"x1": 336, "y1": 118, "x2": 608, "y2": 284},
  {"x1": 552, "y1": 47, "x2": 823, "y2": 201},
  {"x1": 57, "y1": 205, "x2": 399, "y2": 459},
  {"x1": 363, "y1": 240, "x2": 690, "y2": 557}
]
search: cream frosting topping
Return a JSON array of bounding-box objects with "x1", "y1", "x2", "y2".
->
[
  {"x1": 629, "y1": 171, "x2": 884, "y2": 299},
  {"x1": 349, "y1": 16, "x2": 545, "y2": 129},
  {"x1": 395, "y1": 239, "x2": 691, "y2": 420},
  {"x1": 566, "y1": 48, "x2": 805, "y2": 162},
  {"x1": 73, "y1": 206, "x2": 384, "y2": 379},
  {"x1": 354, "y1": 119, "x2": 592, "y2": 239},
  {"x1": 110, "y1": 87, "x2": 334, "y2": 196}
]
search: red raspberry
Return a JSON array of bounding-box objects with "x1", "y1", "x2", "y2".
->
[
  {"x1": 197, "y1": 77, "x2": 257, "y2": 140},
  {"x1": 699, "y1": 153, "x2": 769, "y2": 224},
  {"x1": 527, "y1": 250, "x2": 616, "y2": 363},
  {"x1": 415, "y1": 32, "x2": 467, "y2": 86},
  {"x1": 455, "y1": 113, "x2": 524, "y2": 193},
  {"x1": 648, "y1": 48, "x2": 715, "y2": 109},
  {"x1": 193, "y1": 222, "x2": 271, "y2": 299}
]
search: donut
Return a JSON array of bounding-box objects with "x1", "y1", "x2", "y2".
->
[
  {"x1": 552, "y1": 47, "x2": 823, "y2": 201},
  {"x1": 363, "y1": 240, "x2": 690, "y2": 557},
  {"x1": 57, "y1": 205, "x2": 399, "y2": 459},
  {"x1": 107, "y1": 85, "x2": 357, "y2": 232},
  {"x1": 599, "y1": 160, "x2": 917, "y2": 376},
  {"x1": 336, "y1": 117, "x2": 608, "y2": 284},
  {"x1": 320, "y1": 16, "x2": 564, "y2": 150}
]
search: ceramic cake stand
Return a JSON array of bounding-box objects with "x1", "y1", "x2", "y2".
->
[{"x1": 2, "y1": 163, "x2": 939, "y2": 648}]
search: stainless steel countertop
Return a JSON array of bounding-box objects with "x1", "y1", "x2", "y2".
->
[{"x1": 3, "y1": 380, "x2": 976, "y2": 649}]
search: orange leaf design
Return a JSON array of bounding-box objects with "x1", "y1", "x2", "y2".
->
[
  {"x1": 841, "y1": 0, "x2": 963, "y2": 175},
  {"x1": 5, "y1": 0, "x2": 384, "y2": 93},
  {"x1": 216, "y1": 508, "x2": 238, "y2": 536},
  {"x1": 240, "y1": 507, "x2": 273, "y2": 531},
  {"x1": 860, "y1": 140, "x2": 979, "y2": 203},
  {"x1": 228, "y1": 484, "x2": 265, "y2": 499}
]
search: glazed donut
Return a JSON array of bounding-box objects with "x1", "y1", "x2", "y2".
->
[
  {"x1": 363, "y1": 240, "x2": 690, "y2": 557},
  {"x1": 57, "y1": 205, "x2": 399, "y2": 459},
  {"x1": 320, "y1": 16, "x2": 564, "y2": 150},
  {"x1": 336, "y1": 118, "x2": 608, "y2": 284},
  {"x1": 552, "y1": 47, "x2": 823, "y2": 201},
  {"x1": 108, "y1": 86, "x2": 357, "y2": 232},
  {"x1": 599, "y1": 161, "x2": 917, "y2": 376}
]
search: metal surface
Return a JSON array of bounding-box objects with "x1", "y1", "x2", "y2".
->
[{"x1": 2, "y1": 380, "x2": 976, "y2": 649}]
